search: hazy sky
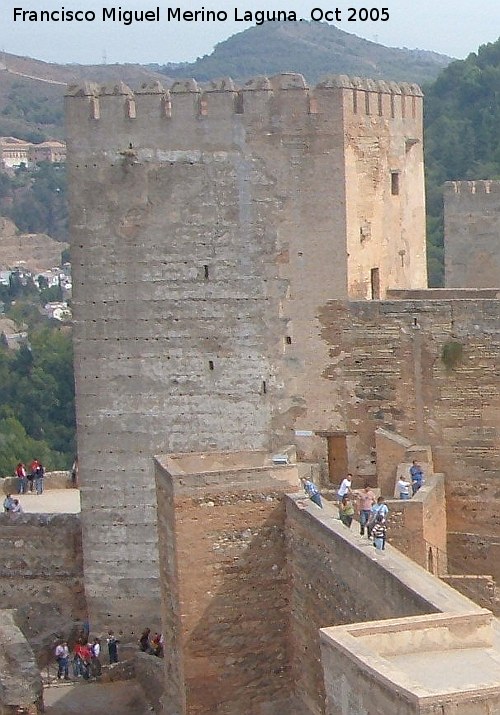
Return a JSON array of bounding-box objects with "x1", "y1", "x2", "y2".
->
[{"x1": 1, "y1": 0, "x2": 499, "y2": 65}]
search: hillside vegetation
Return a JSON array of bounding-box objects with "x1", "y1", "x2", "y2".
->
[
  {"x1": 159, "y1": 21, "x2": 451, "y2": 84},
  {"x1": 424, "y1": 37, "x2": 500, "y2": 285}
]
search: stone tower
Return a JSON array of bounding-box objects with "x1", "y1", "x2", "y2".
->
[
  {"x1": 65, "y1": 73, "x2": 426, "y2": 632},
  {"x1": 444, "y1": 180, "x2": 500, "y2": 288}
]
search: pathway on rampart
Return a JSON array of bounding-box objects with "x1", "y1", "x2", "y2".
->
[
  {"x1": 16, "y1": 488, "x2": 80, "y2": 513},
  {"x1": 44, "y1": 680, "x2": 151, "y2": 714}
]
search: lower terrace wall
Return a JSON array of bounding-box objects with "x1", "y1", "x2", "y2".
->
[
  {"x1": 0, "y1": 513, "x2": 85, "y2": 661},
  {"x1": 286, "y1": 496, "x2": 480, "y2": 715},
  {"x1": 388, "y1": 474, "x2": 447, "y2": 575},
  {"x1": 155, "y1": 454, "x2": 301, "y2": 715},
  {"x1": 318, "y1": 298, "x2": 500, "y2": 586}
]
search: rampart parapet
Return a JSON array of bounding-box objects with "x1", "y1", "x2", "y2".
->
[
  {"x1": 444, "y1": 180, "x2": 500, "y2": 196},
  {"x1": 65, "y1": 72, "x2": 423, "y2": 146}
]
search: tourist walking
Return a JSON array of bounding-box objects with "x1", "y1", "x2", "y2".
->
[
  {"x1": 367, "y1": 496, "x2": 389, "y2": 538},
  {"x1": 357, "y1": 482, "x2": 376, "y2": 536},
  {"x1": 410, "y1": 460, "x2": 424, "y2": 495},
  {"x1": 372, "y1": 514, "x2": 387, "y2": 550},
  {"x1": 339, "y1": 494, "x2": 355, "y2": 528},
  {"x1": 301, "y1": 476, "x2": 323, "y2": 508},
  {"x1": 337, "y1": 473, "x2": 353, "y2": 504}
]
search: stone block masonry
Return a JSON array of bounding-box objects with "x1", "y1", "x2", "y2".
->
[
  {"x1": 317, "y1": 297, "x2": 500, "y2": 585},
  {"x1": 154, "y1": 451, "x2": 301, "y2": 715},
  {"x1": 444, "y1": 180, "x2": 500, "y2": 289},
  {"x1": 0, "y1": 513, "x2": 85, "y2": 661},
  {"x1": 66, "y1": 73, "x2": 427, "y2": 631}
]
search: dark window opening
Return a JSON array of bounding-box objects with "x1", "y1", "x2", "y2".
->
[
  {"x1": 370, "y1": 268, "x2": 380, "y2": 300},
  {"x1": 235, "y1": 92, "x2": 244, "y2": 114},
  {"x1": 262, "y1": 380, "x2": 267, "y2": 394},
  {"x1": 285, "y1": 336, "x2": 292, "y2": 345},
  {"x1": 391, "y1": 171, "x2": 400, "y2": 196},
  {"x1": 208, "y1": 360, "x2": 214, "y2": 371},
  {"x1": 204, "y1": 265, "x2": 209, "y2": 280}
]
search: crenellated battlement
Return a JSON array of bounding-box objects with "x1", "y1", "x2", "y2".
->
[
  {"x1": 444, "y1": 180, "x2": 500, "y2": 196},
  {"x1": 65, "y1": 72, "x2": 423, "y2": 139}
]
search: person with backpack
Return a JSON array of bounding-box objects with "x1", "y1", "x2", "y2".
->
[{"x1": 367, "y1": 496, "x2": 389, "y2": 538}]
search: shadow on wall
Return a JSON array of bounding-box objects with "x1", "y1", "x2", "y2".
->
[{"x1": 182, "y1": 502, "x2": 296, "y2": 714}]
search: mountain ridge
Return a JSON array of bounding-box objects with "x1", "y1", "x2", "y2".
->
[{"x1": 156, "y1": 21, "x2": 452, "y2": 84}]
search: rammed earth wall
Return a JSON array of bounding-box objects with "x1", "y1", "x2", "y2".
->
[
  {"x1": 66, "y1": 74, "x2": 426, "y2": 631},
  {"x1": 318, "y1": 297, "x2": 500, "y2": 582}
]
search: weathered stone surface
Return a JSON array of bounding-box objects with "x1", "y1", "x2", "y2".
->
[
  {"x1": 318, "y1": 297, "x2": 500, "y2": 574},
  {"x1": 0, "y1": 514, "x2": 85, "y2": 662},
  {"x1": 0, "y1": 610, "x2": 43, "y2": 713},
  {"x1": 444, "y1": 180, "x2": 500, "y2": 288},
  {"x1": 66, "y1": 75, "x2": 426, "y2": 632},
  {"x1": 155, "y1": 452, "x2": 300, "y2": 715}
]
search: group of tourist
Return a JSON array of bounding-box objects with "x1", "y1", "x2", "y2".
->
[
  {"x1": 139, "y1": 627, "x2": 164, "y2": 657},
  {"x1": 14, "y1": 459, "x2": 45, "y2": 495},
  {"x1": 301, "y1": 460, "x2": 426, "y2": 551},
  {"x1": 54, "y1": 630, "x2": 120, "y2": 680},
  {"x1": 3, "y1": 494, "x2": 23, "y2": 515}
]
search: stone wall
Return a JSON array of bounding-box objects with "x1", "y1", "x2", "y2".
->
[
  {"x1": 444, "y1": 180, "x2": 500, "y2": 288},
  {"x1": 0, "y1": 610, "x2": 43, "y2": 715},
  {"x1": 286, "y1": 496, "x2": 478, "y2": 715},
  {"x1": 66, "y1": 73, "x2": 426, "y2": 630},
  {"x1": 320, "y1": 611, "x2": 499, "y2": 715},
  {"x1": 318, "y1": 297, "x2": 500, "y2": 577},
  {"x1": 155, "y1": 452, "x2": 300, "y2": 715},
  {"x1": 387, "y1": 474, "x2": 447, "y2": 575},
  {"x1": 0, "y1": 513, "x2": 85, "y2": 660}
]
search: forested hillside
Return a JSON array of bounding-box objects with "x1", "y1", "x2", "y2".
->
[
  {"x1": 424, "y1": 38, "x2": 500, "y2": 285},
  {"x1": 160, "y1": 21, "x2": 451, "y2": 84}
]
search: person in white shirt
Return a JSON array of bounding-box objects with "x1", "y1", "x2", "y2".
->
[
  {"x1": 397, "y1": 476, "x2": 411, "y2": 500},
  {"x1": 55, "y1": 641, "x2": 70, "y2": 680},
  {"x1": 90, "y1": 637, "x2": 102, "y2": 677},
  {"x1": 337, "y1": 474, "x2": 353, "y2": 502}
]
